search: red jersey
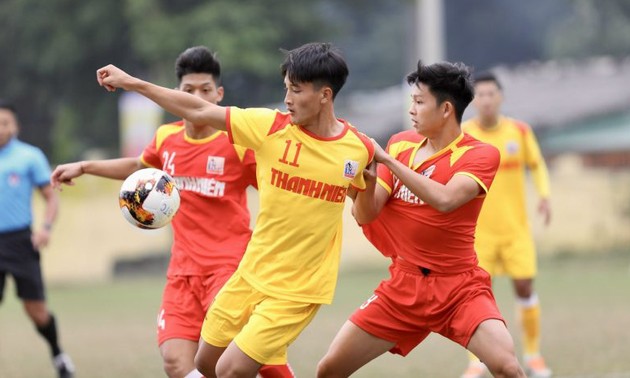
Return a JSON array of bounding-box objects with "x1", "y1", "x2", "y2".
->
[
  {"x1": 362, "y1": 130, "x2": 500, "y2": 274},
  {"x1": 141, "y1": 121, "x2": 257, "y2": 276}
]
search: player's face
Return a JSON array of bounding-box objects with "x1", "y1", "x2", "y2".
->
[
  {"x1": 0, "y1": 109, "x2": 18, "y2": 147},
  {"x1": 473, "y1": 81, "x2": 503, "y2": 120},
  {"x1": 178, "y1": 73, "x2": 224, "y2": 105},
  {"x1": 408, "y1": 83, "x2": 445, "y2": 136},
  {"x1": 283, "y1": 75, "x2": 324, "y2": 126}
]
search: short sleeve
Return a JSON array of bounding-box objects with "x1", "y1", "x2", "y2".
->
[
  {"x1": 234, "y1": 145, "x2": 258, "y2": 189},
  {"x1": 227, "y1": 107, "x2": 282, "y2": 151},
  {"x1": 140, "y1": 124, "x2": 183, "y2": 169},
  {"x1": 30, "y1": 148, "x2": 51, "y2": 187},
  {"x1": 453, "y1": 144, "x2": 500, "y2": 193},
  {"x1": 375, "y1": 135, "x2": 398, "y2": 194},
  {"x1": 376, "y1": 164, "x2": 394, "y2": 194},
  {"x1": 347, "y1": 131, "x2": 374, "y2": 192},
  {"x1": 140, "y1": 134, "x2": 161, "y2": 169}
]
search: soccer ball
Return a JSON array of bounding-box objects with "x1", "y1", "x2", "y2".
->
[{"x1": 119, "y1": 168, "x2": 180, "y2": 229}]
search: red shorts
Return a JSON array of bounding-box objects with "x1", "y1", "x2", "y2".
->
[
  {"x1": 157, "y1": 269, "x2": 234, "y2": 346},
  {"x1": 350, "y1": 258, "x2": 504, "y2": 356}
]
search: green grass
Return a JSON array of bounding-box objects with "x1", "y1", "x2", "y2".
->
[{"x1": 1, "y1": 252, "x2": 629, "y2": 377}]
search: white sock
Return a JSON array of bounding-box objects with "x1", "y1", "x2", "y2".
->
[{"x1": 184, "y1": 369, "x2": 203, "y2": 378}]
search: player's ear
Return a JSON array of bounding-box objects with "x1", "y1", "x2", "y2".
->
[
  {"x1": 321, "y1": 86, "x2": 333, "y2": 104},
  {"x1": 442, "y1": 101, "x2": 453, "y2": 120},
  {"x1": 217, "y1": 86, "x2": 225, "y2": 103}
]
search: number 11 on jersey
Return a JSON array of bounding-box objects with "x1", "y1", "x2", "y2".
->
[{"x1": 278, "y1": 140, "x2": 302, "y2": 167}]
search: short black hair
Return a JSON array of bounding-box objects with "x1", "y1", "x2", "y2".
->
[
  {"x1": 473, "y1": 71, "x2": 502, "y2": 90},
  {"x1": 280, "y1": 42, "x2": 349, "y2": 100},
  {"x1": 175, "y1": 46, "x2": 221, "y2": 84},
  {"x1": 406, "y1": 61, "x2": 474, "y2": 123},
  {"x1": 0, "y1": 99, "x2": 17, "y2": 115}
]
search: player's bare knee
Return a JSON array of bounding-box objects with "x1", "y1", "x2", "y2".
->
[
  {"x1": 488, "y1": 357, "x2": 523, "y2": 378},
  {"x1": 194, "y1": 354, "x2": 217, "y2": 378},
  {"x1": 316, "y1": 356, "x2": 339, "y2": 378},
  {"x1": 215, "y1": 358, "x2": 250, "y2": 378},
  {"x1": 315, "y1": 358, "x2": 328, "y2": 377},
  {"x1": 501, "y1": 360, "x2": 524, "y2": 378},
  {"x1": 161, "y1": 352, "x2": 187, "y2": 378}
]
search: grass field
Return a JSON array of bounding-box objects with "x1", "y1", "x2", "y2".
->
[{"x1": 1, "y1": 252, "x2": 629, "y2": 377}]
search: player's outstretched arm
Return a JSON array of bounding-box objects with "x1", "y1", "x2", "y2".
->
[
  {"x1": 51, "y1": 158, "x2": 144, "y2": 188},
  {"x1": 352, "y1": 160, "x2": 388, "y2": 224},
  {"x1": 376, "y1": 148, "x2": 480, "y2": 213},
  {"x1": 96, "y1": 64, "x2": 227, "y2": 130}
]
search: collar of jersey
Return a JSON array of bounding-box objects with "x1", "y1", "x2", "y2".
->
[
  {"x1": 474, "y1": 115, "x2": 506, "y2": 132},
  {"x1": 0, "y1": 137, "x2": 17, "y2": 152},
  {"x1": 411, "y1": 132, "x2": 464, "y2": 170},
  {"x1": 297, "y1": 119, "x2": 350, "y2": 141},
  {"x1": 183, "y1": 129, "x2": 224, "y2": 144}
]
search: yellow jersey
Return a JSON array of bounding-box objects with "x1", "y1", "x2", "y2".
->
[
  {"x1": 227, "y1": 107, "x2": 374, "y2": 304},
  {"x1": 463, "y1": 116, "x2": 550, "y2": 238}
]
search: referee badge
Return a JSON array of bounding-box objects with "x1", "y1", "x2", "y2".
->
[{"x1": 8, "y1": 172, "x2": 20, "y2": 187}]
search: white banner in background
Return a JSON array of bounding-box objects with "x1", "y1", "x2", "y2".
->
[{"x1": 119, "y1": 92, "x2": 164, "y2": 158}]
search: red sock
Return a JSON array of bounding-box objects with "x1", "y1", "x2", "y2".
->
[{"x1": 258, "y1": 364, "x2": 295, "y2": 378}]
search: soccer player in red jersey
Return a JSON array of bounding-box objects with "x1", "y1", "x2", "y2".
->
[
  {"x1": 52, "y1": 47, "x2": 294, "y2": 378},
  {"x1": 317, "y1": 61, "x2": 527, "y2": 378},
  {"x1": 94, "y1": 42, "x2": 373, "y2": 378}
]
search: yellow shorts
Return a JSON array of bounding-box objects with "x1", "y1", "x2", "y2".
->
[
  {"x1": 200, "y1": 271, "x2": 321, "y2": 365},
  {"x1": 474, "y1": 232, "x2": 537, "y2": 279}
]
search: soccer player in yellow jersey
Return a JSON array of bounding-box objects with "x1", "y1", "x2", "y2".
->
[
  {"x1": 53, "y1": 46, "x2": 294, "y2": 378},
  {"x1": 460, "y1": 72, "x2": 552, "y2": 378},
  {"x1": 95, "y1": 42, "x2": 374, "y2": 378}
]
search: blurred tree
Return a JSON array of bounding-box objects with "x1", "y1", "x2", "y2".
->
[
  {"x1": 123, "y1": 0, "x2": 331, "y2": 106},
  {"x1": 0, "y1": 0, "x2": 137, "y2": 162},
  {"x1": 0, "y1": 0, "x2": 412, "y2": 161},
  {"x1": 317, "y1": 0, "x2": 413, "y2": 91},
  {"x1": 444, "y1": 0, "x2": 571, "y2": 71},
  {"x1": 546, "y1": 0, "x2": 630, "y2": 59}
]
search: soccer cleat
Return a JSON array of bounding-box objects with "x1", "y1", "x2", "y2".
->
[
  {"x1": 524, "y1": 355, "x2": 552, "y2": 378},
  {"x1": 460, "y1": 361, "x2": 488, "y2": 378},
  {"x1": 53, "y1": 352, "x2": 75, "y2": 378}
]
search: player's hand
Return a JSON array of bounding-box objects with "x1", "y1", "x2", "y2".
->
[
  {"x1": 362, "y1": 159, "x2": 378, "y2": 187},
  {"x1": 96, "y1": 64, "x2": 134, "y2": 92},
  {"x1": 538, "y1": 198, "x2": 551, "y2": 226},
  {"x1": 370, "y1": 138, "x2": 389, "y2": 163},
  {"x1": 50, "y1": 162, "x2": 84, "y2": 189}
]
